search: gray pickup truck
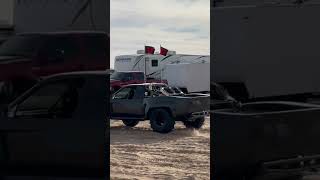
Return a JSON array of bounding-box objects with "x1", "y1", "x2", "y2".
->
[
  {"x1": 0, "y1": 71, "x2": 107, "y2": 178},
  {"x1": 110, "y1": 83, "x2": 210, "y2": 133}
]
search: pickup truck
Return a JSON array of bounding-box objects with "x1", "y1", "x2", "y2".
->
[
  {"x1": 212, "y1": 83, "x2": 320, "y2": 180},
  {"x1": 110, "y1": 71, "x2": 167, "y2": 93},
  {"x1": 0, "y1": 71, "x2": 107, "y2": 178},
  {"x1": 110, "y1": 83, "x2": 210, "y2": 133}
]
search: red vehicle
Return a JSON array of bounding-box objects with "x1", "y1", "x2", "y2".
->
[
  {"x1": 0, "y1": 31, "x2": 108, "y2": 103},
  {"x1": 110, "y1": 71, "x2": 167, "y2": 93}
]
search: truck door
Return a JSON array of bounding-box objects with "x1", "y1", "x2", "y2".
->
[
  {"x1": 0, "y1": 79, "x2": 90, "y2": 175},
  {"x1": 110, "y1": 86, "x2": 145, "y2": 119}
]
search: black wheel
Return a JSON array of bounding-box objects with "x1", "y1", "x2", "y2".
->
[
  {"x1": 122, "y1": 119, "x2": 140, "y2": 127},
  {"x1": 183, "y1": 117, "x2": 205, "y2": 129},
  {"x1": 149, "y1": 109, "x2": 175, "y2": 133}
]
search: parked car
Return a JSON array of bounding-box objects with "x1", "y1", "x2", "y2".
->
[
  {"x1": 110, "y1": 83, "x2": 210, "y2": 133},
  {"x1": 110, "y1": 71, "x2": 167, "y2": 94},
  {"x1": 0, "y1": 71, "x2": 108, "y2": 178},
  {"x1": 212, "y1": 83, "x2": 320, "y2": 180},
  {"x1": 0, "y1": 31, "x2": 108, "y2": 104}
]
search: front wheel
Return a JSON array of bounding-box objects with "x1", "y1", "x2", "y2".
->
[
  {"x1": 149, "y1": 109, "x2": 175, "y2": 133},
  {"x1": 183, "y1": 117, "x2": 205, "y2": 129},
  {"x1": 122, "y1": 119, "x2": 140, "y2": 127}
]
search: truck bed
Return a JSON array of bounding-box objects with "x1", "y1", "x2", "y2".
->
[
  {"x1": 212, "y1": 101, "x2": 320, "y2": 177},
  {"x1": 146, "y1": 94, "x2": 210, "y2": 118}
]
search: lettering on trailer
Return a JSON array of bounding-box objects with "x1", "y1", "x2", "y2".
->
[{"x1": 116, "y1": 58, "x2": 131, "y2": 62}]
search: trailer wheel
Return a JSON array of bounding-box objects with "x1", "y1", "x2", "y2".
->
[
  {"x1": 149, "y1": 109, "x2": 175, "y2": 133},
  {"x1": 122, "y1": 119, "x2": 140, "y2": 127},
  {"x1": 183, "y1": 117, "x2": 205, "y2": 129}
]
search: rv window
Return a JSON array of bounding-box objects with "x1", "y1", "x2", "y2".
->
[{"x1": 151, "y1": 60, "x2": 158, "y2": 67}]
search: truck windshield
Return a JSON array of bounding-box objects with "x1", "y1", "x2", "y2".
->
[{"x1": 0, "y1": 35, "x2": 45, "y2": 58}]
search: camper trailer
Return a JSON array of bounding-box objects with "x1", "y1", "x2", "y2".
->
[
  {"x1": 114, "y1": 50, "x2": 210, "y2": 93},
  {"x1": 163, "y1": 63, "x2": 210, "y2": 93},
  {"x1": 212, "y1": 0, "x2": 320, "y2": 102}
]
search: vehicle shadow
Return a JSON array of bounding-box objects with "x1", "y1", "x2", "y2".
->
[{"x1": 110, "y1": 122, "x2": 209, "y2": 145}]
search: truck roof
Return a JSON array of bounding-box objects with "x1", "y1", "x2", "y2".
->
[
  {"x1": 17, "y1": 31, "x2": 108, "y2": 36},
  {"x1": 114, "y1": 71, "x2": 144, "y2": 73},
  {"x1": 45, "y1": 70, "x2": 109, "y2": 79},
  {"x1": 123, "y1": 83, "x2": 167, "y2": 87}
]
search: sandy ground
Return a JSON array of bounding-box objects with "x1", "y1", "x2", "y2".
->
[{"x1": 110, "y1": 117, "x2": 210, "y2": 180}]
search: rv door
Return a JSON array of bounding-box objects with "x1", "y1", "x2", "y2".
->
[{"x1": 144, "y1": 57, "x2": 149, "y2": 77}]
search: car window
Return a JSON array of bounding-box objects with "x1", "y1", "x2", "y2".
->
[
  {"x1": 16, "y1": 82, "x2": 69, "y2": 114},
  {"x1": 133, "y1": 86, "x2": 145, "y2": 99},
  {"x1": 0, "y1": 35, "x2": 45, "y2": 57},
  {"x1": 119, "y1": 73, "x2": 133, "y2": 81},
  {"x1": 37, "y1": 36, "x2": 79, "y2": 65},
  {"x1": 82, "y1": 34, "x2": 108, "y2": 60},
  {"x1": 113, "y1": 87, "x2": 131, "y2": 99},
  {"x1": 14, "y1": 79, "x2": 84, "y2": 118}
]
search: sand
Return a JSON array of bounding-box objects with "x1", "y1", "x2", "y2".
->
[{"x1": 110, "y1": 117, "x2": 210, "y2": 180}]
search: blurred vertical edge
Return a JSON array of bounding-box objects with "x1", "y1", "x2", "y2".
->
[{"x1": 105, "y1": 0, "x2": 110, "y2": 179}]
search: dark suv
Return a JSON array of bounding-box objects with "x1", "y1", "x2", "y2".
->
[{"x1": 0, "y1": 31, "x2": 108, "y2": 103}]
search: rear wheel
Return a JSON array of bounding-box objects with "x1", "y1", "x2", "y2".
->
[
  {"x1": 149, "y1": 109, "x2": 175, "y2": 133},
  {"x1": 122, "y1": 119, "x2": 140, "y2": 127},
  {"x1": 183, "y1": 117, "x2": 205, "y2": 129}
]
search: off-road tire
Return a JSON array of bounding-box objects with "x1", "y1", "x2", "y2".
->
[
  {"x1": 122, "y1": 119, "x2": 140, "y2": 127},
  {"x1": 149, "y1": 109, "x2": 175, "y2": 133},
  {"x1": 183, "y1": 117, "x2": 205, "y2": 129}
]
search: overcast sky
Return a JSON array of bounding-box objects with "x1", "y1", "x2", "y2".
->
[{"x1": 110, "y1": 0, "x2": 210, "y2": 68}]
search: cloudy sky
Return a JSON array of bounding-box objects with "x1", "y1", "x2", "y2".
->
[{"x1": 110, "y1": 0, "x2": 210, "y2": 68}]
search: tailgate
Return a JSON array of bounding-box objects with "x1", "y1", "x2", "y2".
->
[{"x1": 185, "y1": 95, "x2": 210, "y2": 112}]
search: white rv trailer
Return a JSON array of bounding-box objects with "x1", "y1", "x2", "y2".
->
[
  {"x1": 114, "y1": 50, "x2": 210, "y2": 92},
  {"x1": 212, "y1": 0, "x2": 320, "y2": 101},
  {"x1": 163, "y1": 63, "x2": 210, "y2": 93}
]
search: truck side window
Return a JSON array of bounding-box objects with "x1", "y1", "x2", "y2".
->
[
  {"x1": 38, "y1": 37, "x2": 78, "y2": 65},
  {"x1": 133, "y1": 86, "x2": 145, "y2": 99},
  {"x1": 14, "y1": 79, "x2": 82, "y2": 118},
  {"x1": 82, "y1": 34, "x2": 108, "y2": 60},
  {"x1": 122, "y1": 73, "x2": 133, "y2": 81},
  {"x1": 151, "y1": 59, "x2": 158, "y2": 67},
  {"x1": 113, "y1": 87, "x2": 131, "y2": 99}
]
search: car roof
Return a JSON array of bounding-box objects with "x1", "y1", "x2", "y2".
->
[
  {"x1": 123, "y1": 83, "x2": 167, "y2": 87},
  {"x1": 17, "y1": 31, "x2": 108, "y2": 36},
  {"x1": 45, "y1": 71, "x2": 109, "y2": 80},
  {"x1": 114, "y1": 71, "x2": 144, "y2": 73}
]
